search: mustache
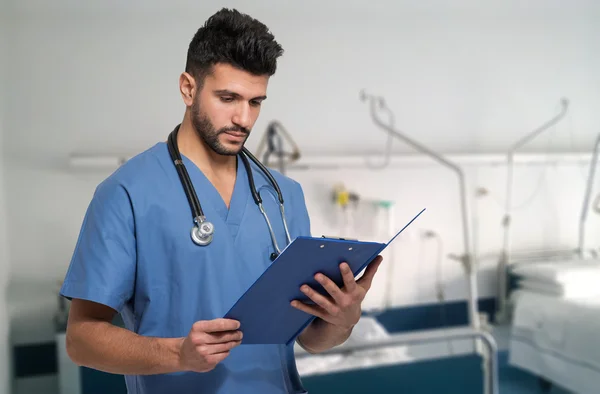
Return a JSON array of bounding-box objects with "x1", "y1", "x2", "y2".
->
[{"x1": 219, "y1": 126, "x2": 249, "y2": 135}]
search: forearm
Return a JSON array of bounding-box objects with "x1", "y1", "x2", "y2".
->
[
  {"x1": 66, "y1": 319, "x2": 183, "y2": 375},
  {"x1": 296, "y1": 318, "x2": 353, "y2": 354}
]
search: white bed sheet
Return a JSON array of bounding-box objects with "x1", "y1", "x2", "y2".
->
[
  {"x1": 509, "y1": 289, "x2": 600, "y2": 394},
  {"x1": 295, "y1": 316, "x2": 475, "y2": 377},
  {"x1": 295, "y1": 316, "x2": 410, "y2": 376}
]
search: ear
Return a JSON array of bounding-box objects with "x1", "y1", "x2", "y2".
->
[{"x1": 179, "y1": 72, "x2": 196, "y2": 107}]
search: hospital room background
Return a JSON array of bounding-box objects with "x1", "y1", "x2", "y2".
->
[{"x1": 2, "y1": 0, "x2": 600, "y2": 393}]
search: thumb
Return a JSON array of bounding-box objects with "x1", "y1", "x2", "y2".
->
[{"x1": 357, "y1": 255, "x2": 383, "y2": 290}]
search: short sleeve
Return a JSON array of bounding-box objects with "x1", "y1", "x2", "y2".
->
[
  {"x1": 60, "y1": 179, "x2": 137, "y2": 313},
  {"x1": 292, "y1": 181, "x2": 312, "y2": 237}
]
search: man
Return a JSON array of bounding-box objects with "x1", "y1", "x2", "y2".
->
[{"x1": 61, "y1": 8, "x2": 383, "y2": 394}]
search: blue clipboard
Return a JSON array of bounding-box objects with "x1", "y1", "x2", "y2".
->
[{"x1": 223, "y1": 208, "x2": 426, "y2": 345}]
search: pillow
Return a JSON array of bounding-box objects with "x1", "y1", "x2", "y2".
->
[
  {"x1": 518, "y1": 278, "x2": 600, "y2": 299},
  {"x1": 510, "y1": 259, "x2": 600, "y2": 285}
]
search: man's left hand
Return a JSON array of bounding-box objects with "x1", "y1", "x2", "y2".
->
[{"x1": 290, "y1": 255, "x2": 383, "y2": 330}]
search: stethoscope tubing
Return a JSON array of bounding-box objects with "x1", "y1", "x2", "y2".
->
[{"x1": 167, "y1": 124, "x2": 292, "y2": 256}]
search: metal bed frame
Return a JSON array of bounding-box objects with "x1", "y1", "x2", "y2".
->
[
  {"x1": 295, "y1": 326, "x2": 500, "y2": 394},
  {"x1": 358, "y1": 90, "x2": 480, "y2": 334},
  {"x1": 494, "y1": 98, "x2": 571, "y2": 324},
  {"x1": 493, "y1": 101, "x2": 600, "y2": 326}
]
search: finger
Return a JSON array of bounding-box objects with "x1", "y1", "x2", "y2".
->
[
  {"x1": 314, "y1": 273, "x2": 345, "y2": 303},
  {"x1": 204, "y1": 351, "x2": 231, "y2": 365},
  {"x1": 300, "y1": 284, "x2": 339, "y2": 316},
  {"x1": 357, "y1": 255, "x2": 383, "y2": 290},
  {"x1": 193, "y1": 319, "x2": 240, "y2": 333},
  {"x1": 290, "y1": 300, "x2": 327, "y2": 321},
  {"x1": 201, "y1": 330, "x2": 243, "y2": 344},
  {"x1": 197, "y1": 340, "x2": 241, "y2": 355},
  {"x1": 339, "y1": 262, "x2": 358, "y2": 293}
]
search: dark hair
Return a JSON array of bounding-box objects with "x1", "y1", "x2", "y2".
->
[{"x1": 185, "y1": 8, "x2": 284, "y2": 84}]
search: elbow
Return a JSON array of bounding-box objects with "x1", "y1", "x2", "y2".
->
[{"x1": 65, "y1": 329, "x2": 85, "y2": 366}]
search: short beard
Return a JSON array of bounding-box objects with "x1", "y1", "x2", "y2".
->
[{"x1": 191, "y1": 98, "x2": 249, "y2": 156}]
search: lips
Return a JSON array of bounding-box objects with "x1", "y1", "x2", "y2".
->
[
  {"x1": 222, "y1": 129, "x2": 249, "y2": 140},
  {"x1": 225, "y1": 131, "x2": 247, "y2": 137}
]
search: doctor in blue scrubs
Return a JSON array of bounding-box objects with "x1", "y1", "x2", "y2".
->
[{"x1": 60, "y1": 7, "x2": 383, "y2": 394}]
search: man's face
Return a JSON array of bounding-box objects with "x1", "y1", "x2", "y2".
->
[{"x1": 190, "y1": 63, "x2": 269, "y2": 156}]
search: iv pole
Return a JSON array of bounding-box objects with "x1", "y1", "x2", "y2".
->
[
  {"x1": 495, "y1": 98, "x2": 569, "y2": 324},
  {"x1": 359, "y1": 90, "x2": 479, "y2": 332},
  {"x1": 578, "y1": 133, "x2": 600, "y2": 259}
]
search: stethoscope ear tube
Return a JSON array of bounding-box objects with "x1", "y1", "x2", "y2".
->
[
  {"x1": 168, "y1": 125, "x2": 214, "y2": 245},
  {"x1": 242, "y1": 147, "x2": 285, "y2": 205},
  {"x1": 167, "y1": 127, "x2": 204, "y2": 219}
]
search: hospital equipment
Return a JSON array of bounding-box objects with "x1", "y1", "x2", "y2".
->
[
  {"x1": 329, "y1": 185, "x2": 398, "y2": 314},
  {"x1": 359, "y1": 90, "x2": 480, "y2": 332},
  {"x1": 255, "y1": 120, "x2": 301, "y2": 175},
  {"x1": 295, "y1": 322, "x2": 500, "y2": 394},
  {"x1": 503, "y1": 132, "x2": 600, "y2": 394},
  {"x1": 359, "y1": 90, "x2": 500, "y2": 394},
  {"x1": 579, "y1": 133, "x2": 600, "y2": 259},
  {"x1": 495, "y1": 98, "x2": 570, "y2": 323},
  {"x1": 167, "y1": 124, "x2": 292, "y2": 257}
]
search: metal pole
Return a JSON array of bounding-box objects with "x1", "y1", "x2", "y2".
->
[
  {"x1": 360, "y1": 91, "x2": 479, "y2": 333},
  {"x1": 579, "y1": 133, "x2": 600, "y2": 259},
  {"x1": 296, "y1": 327, "x2": 499, "y2": 394},
  {"x1": 496, "y1": 98, "x2": 569, "y2": 323}
]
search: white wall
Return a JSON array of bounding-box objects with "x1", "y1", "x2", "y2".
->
[
  {"x1": 288, "y1": 154, "x2": 600, "y2": 310},
  {"x1": 4, "y1": 0, "x2": 600, "y2": 164},
  {"x1": 4, "y1": 0, "x2": 600, "y2": 350},
  {"x1": 1, "y1": 0, "x2": 12, "y2": 392}
]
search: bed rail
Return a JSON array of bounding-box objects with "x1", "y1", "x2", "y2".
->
[{"x1": 296, "y1": 326, "x2": 499, "y2": 394}]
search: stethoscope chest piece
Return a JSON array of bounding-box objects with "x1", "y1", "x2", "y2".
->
[{"x1": 191, "y1": 219, "x2": 214, "y2": 246}]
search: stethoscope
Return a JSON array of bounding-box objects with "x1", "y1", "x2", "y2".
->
[{"x1": 167, "y1": 124, "x2": 292, "y2": 261}]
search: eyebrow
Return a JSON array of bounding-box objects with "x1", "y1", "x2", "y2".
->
[{"x1": 214, "y1": 89, "x2": 267, "y2": 101}]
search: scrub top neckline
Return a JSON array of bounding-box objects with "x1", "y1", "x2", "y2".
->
[{"x1": 161, "y1": 142, "x2": 251, "y2": 231}]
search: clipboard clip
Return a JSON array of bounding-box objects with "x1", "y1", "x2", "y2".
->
[{"x1": 321, "y1": 235, "x2": 359, "y2": 241}]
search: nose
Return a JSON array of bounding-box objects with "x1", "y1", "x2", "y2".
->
[{"x1": 232, "y1": 103, "x2": 252, "y2": 131}]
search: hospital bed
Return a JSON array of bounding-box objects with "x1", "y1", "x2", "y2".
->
[
  {"x1": 295, "y1": 316, "x2": 499, "y2": 394},
  {"x1": 502, "y1": 132, "x2": 600, "y2": 393},
  {"x1": 506, "y1": 260, "x2": 600, "y2": 394}
]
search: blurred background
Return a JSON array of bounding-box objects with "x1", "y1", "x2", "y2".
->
[{"x1": 1, "y1": 0, "x2": 600, "y2": 393}]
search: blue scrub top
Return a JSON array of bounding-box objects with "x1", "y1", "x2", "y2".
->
[{"x1": 60, "y1": 142, "x2": 312, "y2": 394}]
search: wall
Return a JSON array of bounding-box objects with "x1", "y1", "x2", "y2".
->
[
  {"x1": 1, "y1": 0, "x2": 12, "y2": 392},
  {"x1": 4, "y1": 0, "x2": 600, "y2": 164},
  {"x1": 5, "y1": 0, "x2": 600, "y2": 280}
]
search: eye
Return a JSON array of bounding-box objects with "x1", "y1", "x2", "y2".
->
[
  {"x1": 250, "y1": 100, "x2": 262, "y2": 107},
  {"x1": 220, "y1": 96, "x2": 234, "y2": 103}
]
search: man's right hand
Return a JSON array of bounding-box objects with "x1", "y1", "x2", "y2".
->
[{"x1": 179, "y1": 318, "x2": 243, "y2": 373}]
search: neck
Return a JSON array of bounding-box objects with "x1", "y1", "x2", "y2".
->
[{"x1": 175, "y1": 115, "x2": 237, "y2": 176}]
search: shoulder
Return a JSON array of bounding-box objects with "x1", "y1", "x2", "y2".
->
[
  {"x1": 252, "y1": 164, "x2": 306, "y2": 205},
  {"x1": 93, "y1": 143, "x2": 170, "y2": 199}
]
